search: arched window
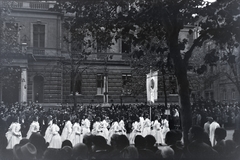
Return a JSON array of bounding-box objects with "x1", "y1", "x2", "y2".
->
[{"x1": 33, "y1": 75, "x2": 44, "y2": 103}]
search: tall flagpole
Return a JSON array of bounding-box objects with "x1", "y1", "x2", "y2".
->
[{"x1": 149, "y1": 66, "x2": 152, "y2": 121}]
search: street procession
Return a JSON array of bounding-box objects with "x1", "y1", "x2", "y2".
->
[{"x1": 1, "y1": 0, "x2": 240, "y2": 160}]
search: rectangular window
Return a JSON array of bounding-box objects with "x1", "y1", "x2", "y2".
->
[
  {"x1": 70, "y1": 75, "x2": 82, "y2": 95},
  {"x1": 122, "y1": 73, "x2": 132, "y2": 95},
  {"x1": 33, "y1": 24, "x2": 45, "y2": 48},
  {"x1": 97, "y1": 74, "x2": 104, "y2": 94}
]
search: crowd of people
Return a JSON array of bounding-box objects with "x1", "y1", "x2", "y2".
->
[
  {"x1": 0, "y1": 100, "x2": 239, "y2": 160},
  {"x1": 191, "y1": 99, "x2": 240, "y2": 129}
]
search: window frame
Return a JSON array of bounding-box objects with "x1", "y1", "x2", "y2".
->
[
  {"x1": 122, "y1": 73, "x2": 132, "y2": 95},
  {"x1": 96, "y1": 73, "x2": 104, "y2": 95}
]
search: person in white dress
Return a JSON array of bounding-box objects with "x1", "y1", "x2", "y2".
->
[
  {"x1": 92, "y1": 117, "x2": 101, "y2": 135},
  {"x1": 139, "y1": 115, "x2": 144, "y2": 133},
  {"x1": 161, "y1": 115, "x2": 170, "y2": 144},
  {"x1": 48, "y1": 119, "x2": 62, "y2": 149},
  {"x1": 152, "y1": 116, "x2": 164, "y2": 145},
  {"x1": 142, "y1": 115, "x2": 151, "y2": 137},
  {"x1": 81, "y1": 116, "x2": 91, "y2": 138},
  {"x1": 209, "y1": 117, "x2": 220, "y2": 146},
  {"x1": 6, "y1": 117, "x2": 22, "y2": 149},
  {"x1": 26, "y1": 116, "x2": 40, "y2": 139},
  {"x1": 44, "y1": 115, "x2": 53, "y2": 143},
  {"x1": 118, "y1": 117, "x2": 127, "y2": 136},
  {"x1": 129, "y1": 119, "x2": 142, "y2": 145},
  {"x1": 108, "y1": 117, "x2": 119, "y2": 144},
  {"x1": 61, "y1": 117, "x2": 72, "y2": 142},
  {"x1": 99, "y1": 117, "x2": 109, "y2": 140},
  {"x1": 69, "y1": 118, "x2": 82, "y2": 147}
]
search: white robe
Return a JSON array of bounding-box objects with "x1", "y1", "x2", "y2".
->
[
  {"x1": 129, "y1": 121, "x2": 141, "y2": 144},
  {"x1": 142, "y1": 118, "x2": 151, "y2": 137},
  {"x1": 61, "y1": 120, "x2": 72, "y2": 142},
  {"x1": 92, "y1": 121, "x2": 101, "y2": 135},
  {"x1": 44, "y1": 120, "x2": 53, "y2": 143},
  {"x1": 98, "y1": 120, "x2": 109, "y2": 140},
  {"x1": 48, "y1": 124, "x2": 62, "y2": 149},
  {"x1": 82, "y1": 119, "x2": 90, "y2": 137},
  {"x1": 161, "y1": 119, "x2": 170, "y2": 143},
  {"x1": 152, "y1": 120, "x2": 164, "y2": 144},
  {"x1": 69, "y1": 122, "x2": 82, "y2": 147},
  {"x1": 6, "y1": 122, "x2": 22, "y2": 149},
  {"x1": 26, "y1": 121, "x2": 40, "y2": 139},
  {"x1": 118, "y1": 120, "x2": 127, "y2": 136},
  {"x1": 108, "y1": 121, "x2": 119, "y2": 144},
  {"x1": 209, "y1": 121, "x2": 220, "y2": 146}
]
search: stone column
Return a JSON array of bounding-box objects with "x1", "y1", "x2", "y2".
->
[{"x1": 20, "y1": 68, "x2": 27, "y2": 103}]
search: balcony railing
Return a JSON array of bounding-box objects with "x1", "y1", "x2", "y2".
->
[{"x1": 0, "y1": 1, "x2": 55, "y2": 10}]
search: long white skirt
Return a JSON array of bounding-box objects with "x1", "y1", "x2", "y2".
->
[
  {"x1": 142, "y1": 127, "x2": 151, "y2": 137},
  {"x1": 48, "y1": 134, "x2": 62, "y2": 149},
  {"x1": 6, "y1": 132, "x2": 22, "y2": 149},
  {"x1": 69, "y1": 133, "x2": 82, "y2": 147}
]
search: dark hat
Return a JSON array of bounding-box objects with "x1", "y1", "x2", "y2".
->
[{"x1": 13, "y1": 142, "x2": 37, "y2": 160}]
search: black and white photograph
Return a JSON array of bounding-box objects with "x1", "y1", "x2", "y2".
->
[{"x1": 0, "y1": 0, "x2": 240, "y2": 160}]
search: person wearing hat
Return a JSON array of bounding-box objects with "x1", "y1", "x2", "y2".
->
[
  {"x1": 13, "y1": 142, "x2": 37, "y2": 160},
  {"x1": 6, "y1": 116, "x2": 22, "y2": 149}
]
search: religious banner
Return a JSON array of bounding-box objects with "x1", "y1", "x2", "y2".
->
[{"x1": 146, "y1": 70, "x2": 158, "y2": 103}]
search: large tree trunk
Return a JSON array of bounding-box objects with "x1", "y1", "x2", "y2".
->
[{"x1": 169, "y1": 36, "x2": 192, "y2": 145}]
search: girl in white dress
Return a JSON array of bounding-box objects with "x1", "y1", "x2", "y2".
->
[
  {"x1": 161, "y1": 115, "x2": 170, "y2": 144},
  {"x1": 152, "y1": 116, "x2": 164, "y2": 145},
  {"x1": 142, "y1": 115, "x2": 151, "y2": 137},
  {"x1": 6, "y1": 117, "x2": 22, "y2": 149},
  {"x1": 129, "y1": 119, "x2": 142, "y2": 145},
  {"x1": 118, "y1": 117, "x2": 127, "y2": 136},
  {"x1": 99, "y1": 118, "x2": 109, "y2": 140},
  {"x1": 26, "y1": 116, "x2": 40, "y2": 139},
  {"x1": 108, "y1": 117, "x2": 119, "y2": 144},
  {"x1": 44, "y1": 116, "x2": 53, "y2": 143},
  {"x1": 61, "y1": 117, "x2": 72, "y2": 142},
  {"x1": 69, "y1": 118, "x2": 82, "y2": 146},
  {"x1": 48, "y1": 119, "x2": 62, "y2": 149},
  {"x1": 81, "y1": 117, "x2": 91, "y2": 138},
  {"x1": 92, "y1": 117, "x2": 101, "y2": 135}
]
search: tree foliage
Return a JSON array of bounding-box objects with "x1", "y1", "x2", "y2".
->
[{"x1": 55, "y1": 0, "x2": 240, "y2": 144}]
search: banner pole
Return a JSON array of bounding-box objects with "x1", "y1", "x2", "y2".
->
[{"x1": 150, "y1": 66, "x2": 152, "y2": 121}]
